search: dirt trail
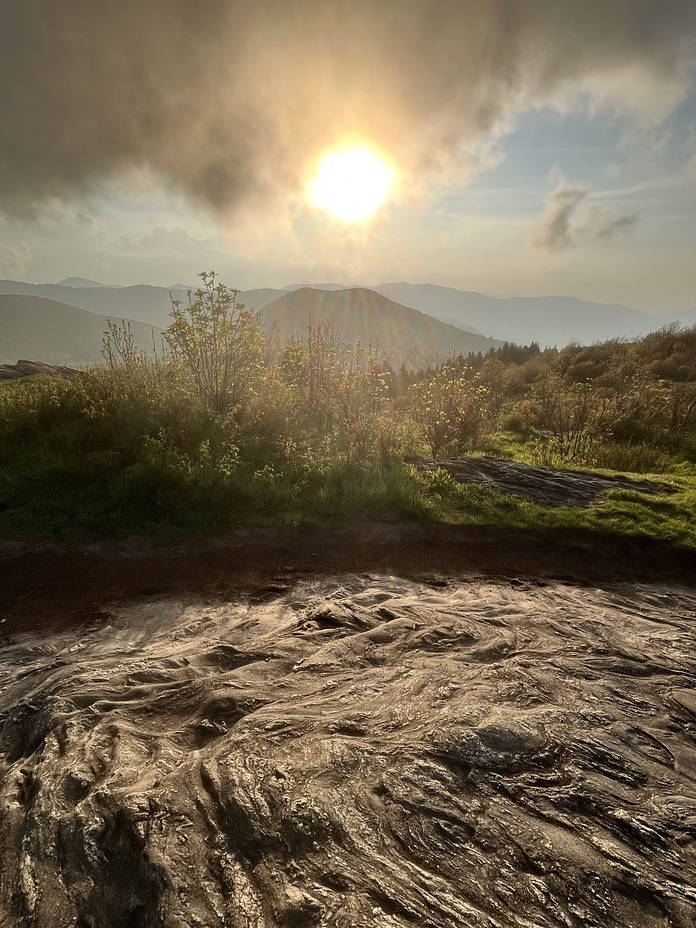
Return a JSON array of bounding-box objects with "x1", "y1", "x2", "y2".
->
[{"x1": 2, "y1": 522, "x2": 696, "y2": 636}]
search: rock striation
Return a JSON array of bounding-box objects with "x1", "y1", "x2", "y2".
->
[
  {"x1": 413, "y1": 456, "x2": 674, "y2": 507},
  {"x1": 1, "y1": 576, "x2": 695, "y2": 926}
]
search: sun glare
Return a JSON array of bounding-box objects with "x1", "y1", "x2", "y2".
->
[{"x1": 308, "y1": 146, "x2": 394, "y2": 222}]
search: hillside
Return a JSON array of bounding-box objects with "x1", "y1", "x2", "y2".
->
[
  {"x1": 239, "y1": 288, "x2": 288, "y2": 311},
  {"x1": 0, "y1": 288, "x2": 499, "y2": 369},
  {"x1": 372, "y1": 282, "x2": 694, "y2": 347},
  {"x1": 259, "y1": 287, "x2": 500, "y2": 366},
  {"x1": 0, "y1": 295, "x2": 160, "y2": 364},
  {"x1": 0, "y1": 280, "x2": 285, "y2": 329},
  {"x1": 281, "y1": 282, "x2": 347, "y2": 292},
  {"x1": 4, "y1": 277, "x2": 693, "y2": 349},
  {"x1": 57, "y1": 277, "x2": 121, "y2": 289}
]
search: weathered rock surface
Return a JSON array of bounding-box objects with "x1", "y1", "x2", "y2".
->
[
  {"x1": 1, "y1": 576, "x2": 695, "y2": 926},
  {"x1": 414, "y1": 456, "x2": 673, "y2": 507},
  {"x1": 0, "y1": 360, "x2": 78, "y2": 382}
]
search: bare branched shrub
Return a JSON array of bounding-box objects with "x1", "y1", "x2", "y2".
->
[
  {"x1": 102, "y1": 319, "x2": 143, "y2": 374},
  {"x1": 529, "y1": 366, "x2": 666, "y2": 465},
  {"x1": 278, "y1": 323, "x2": 391, "y2": 462}
]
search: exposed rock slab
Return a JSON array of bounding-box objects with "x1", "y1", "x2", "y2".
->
[
  {"x1": 0, "y1": 360, "x2": 78, "y2": 382},
  {"x1": 1, "y1": 577, "x2": 695, "y2": 926},
  {"x1": 415, "y1": 456, "x2": 673, "y2": 507}
]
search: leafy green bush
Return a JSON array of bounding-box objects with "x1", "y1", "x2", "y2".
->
[
  {"x1": 407, "y1": 362, "x2": 488, "y2": 457},
  {"x1": 165, "y1": 271, "x2": 265, "y2": 415}
]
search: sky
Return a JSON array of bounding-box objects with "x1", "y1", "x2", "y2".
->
[{"x1": 0, "y1": 1, "x2": 695, "y2": 311}]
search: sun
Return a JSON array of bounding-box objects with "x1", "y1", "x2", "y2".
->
[{"x1": 308, "y1": 145, "x2": 394, "y2": 222}]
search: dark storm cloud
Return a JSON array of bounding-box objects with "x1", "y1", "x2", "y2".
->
[{"x1": 0, "y1": 0, "x2": 694, "y2": 215}]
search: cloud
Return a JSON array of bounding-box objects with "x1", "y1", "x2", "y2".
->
[
  {"x1": 534, "y1": 186, "x2": 588, "y2": 251},
  {"x1": 535, "y1": 181, "x2": 640, "y2": 251},
  {"x1": 120, "y1": 227, "x2": 216, "y2": 256},
  {"x1": 0, "y1": 1, "x2": 694, "y2": 217},
  {"x1": 575, "y1": 206, "x2": 640, "y2": 242},
  {"x1": 0, "y1": 242, "x2": 31, "y2": 278}
]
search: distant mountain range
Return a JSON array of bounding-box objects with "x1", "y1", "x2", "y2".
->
[
  {"x1": 369, "y1": 283, "x2": 696, "y2": 348},
  {"x1": 1, "y1": 278, "x2": 694, "y2": 363},
  {"x1": 57, "y1": 277, "x2": 122, "y2": 289},
  {"x1": 281, "y1": 283, "x2": 347, "y2": 292},
  {"x1": 0, "y1": 295, "x2": 160, "y2": 365},
  {"x1": 0, "y1": 287, "x2": 499, "y2": 367},
  {"x1": 0, "y1": 280, "x2": 287, "y2": 330},
  {"x1": 280, "y1": 282, "x2": 695, "y2": 346}
]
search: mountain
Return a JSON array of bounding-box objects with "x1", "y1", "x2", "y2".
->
[
  {"x1": 259, "y1": 287, "x2": 500, "y2": 367},
  {"x1": 0, "y1": 281, "x2": 177, "y2": 328},
  {"x1": 282, "y1": 283, "x2": 347, "y2": 292},
  {"x1": 0, "y1": 280, "x2": 286, "y2": 329},
  {"x1": 2, "y1": 278, "x2": 693, "y2": 350},
  {"x1": 371, "y1": 283, "x2": 694, "y2": 347},
  {"x1": 432, "y1": 316, "x2": 483, "y2": 335},
  {"x1": 57, "y1": 277, "x2": 121, "y2": 288},
  {"x1": 676, "y1": 307, "x2": 696, "y2": 328},
  {"x1": 238, "y1": 288, "x2": 287, "y2": 310},
  {"x1": 0, "y1": 295, "x2": 160, "y2": 365},
  {"x1": 0, "y1": 287, "x2": 497, "y2": 370}
]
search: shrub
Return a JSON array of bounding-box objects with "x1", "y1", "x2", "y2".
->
[
  {"x1": 407, "y1": 362, "x2": 488, "y2": 458},
  {"x1": 164, "y1": 271, "x2": 265, "y2": 414}
]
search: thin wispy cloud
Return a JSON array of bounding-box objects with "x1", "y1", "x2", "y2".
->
[
  {"x1": 535, "y1": 182, "x2": 640, "y2": 251},
  {"x1": 0, "y1": 242, "x2": 31, "y2": 278},
  {"x1": 576, "y1": 206, "x2": 640, "y2": 242}
]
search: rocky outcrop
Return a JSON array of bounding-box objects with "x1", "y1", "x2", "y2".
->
[
  {"x1": 1, "y1": 575, "x2": 695, "y2": 926},
  {"x1": 413, "y1": 456, "x2": 674, "y2": 507},
  {"x1": 0, "y1": 359, "x2": 78, "y2": 382}
]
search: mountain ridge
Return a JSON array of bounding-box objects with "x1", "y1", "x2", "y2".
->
[
  {"x1": 57, "y1": 276, "x2": 122, "y2": 289},
  {"x1": 2, "y1": 278, "x2": 694, "y2": 349},
  {"x1": 0, "y1": 295, "x2": 160, "y2": 365},
  {"x1": 259, "y1": 287, "x2": 501, "y2": 367}
]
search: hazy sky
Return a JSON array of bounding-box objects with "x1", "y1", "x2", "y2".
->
[{"x1": 1, "y1": 1, "x2": 695, "y2": 310}]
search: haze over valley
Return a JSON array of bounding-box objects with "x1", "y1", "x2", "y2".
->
[{"x1": 2, "y1": 275, "x2": 695, "y2": 366}]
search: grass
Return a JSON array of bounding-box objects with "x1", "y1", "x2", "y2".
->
[
  {"x1": 2, "y1": 437, "x2": 694, "y2": 550},
  {"x1": 0, "y1": 447, "x2": 432, "y2": 540},
  {"x1": 414, "y1": 468, "x2": 696, "y2": 550},
  {"x1": 1, "y1": 369, "x2": 694, "y2": 549}
]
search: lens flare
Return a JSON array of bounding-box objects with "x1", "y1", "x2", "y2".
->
[{"x1": 308, "y1": 146, "x2": 394, "y2": 222}]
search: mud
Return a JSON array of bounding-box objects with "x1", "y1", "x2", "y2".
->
[
  {"x1": 1, "y1": 570, "x2": 695, "y2": 927},
  {"x1": 3, "y1": 523, "x2": 696, "y2": 641}
]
